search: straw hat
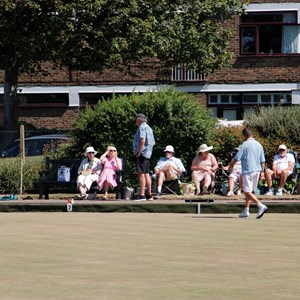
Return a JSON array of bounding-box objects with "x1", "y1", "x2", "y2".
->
[{"x1": 198, "y1": 144, "x2": 213, "y2": 153}]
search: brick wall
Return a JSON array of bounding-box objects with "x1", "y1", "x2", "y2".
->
[
  {"x1": 0, "y1": 59, "x2": 163, "y2": 86},
  {"x1": 18, "y1": 107, "x2": 80, "y2": 130}
]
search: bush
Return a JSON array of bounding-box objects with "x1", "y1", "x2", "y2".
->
[
  {"x1": 0, "y1": 158, "x2": 41, "y2": 193},
  {"x1": 245, "y1": 105, "x2": 300, "y2": 154},
  {"x1": 209, "y1": 126, "x2": 244, "y2": 165},
  {"x1": 69, "y1": 88, "x2": 216, "y2": 186}
]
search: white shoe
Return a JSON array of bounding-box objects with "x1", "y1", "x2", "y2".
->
[
  {"x1": 256, "y1": 205, "x2": 268, "y2": 219},
  {"x1": 239, "y1": 209, "x2": 250, "y2": 218},
  {"x1": 275, "y1": 189, "x2": 283, "y2": 196},
  {"x1": 226, "y1": 191, "x2": 234, "y2": 197},
  {"x1": 265, "y1": 189, "x2": 274, "y2": 196}
]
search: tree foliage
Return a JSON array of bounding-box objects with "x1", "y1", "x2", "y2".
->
[
  {"x1": 50, "y1": 0, "x2": 244, "y2": 73},
  {"x1": 68, "y1": 88, "x2": 216, "y2": 186},
  {"x1": 0, "y1": 0, "x2": 244, "y2": 129}
]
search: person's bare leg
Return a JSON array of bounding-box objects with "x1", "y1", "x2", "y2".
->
[
  {"x1": 145, "y1": 173, "x2": 152, "y2": 196},
  {"x1": 104, "y1": 183, "x2": 109, "y2": 199},
  {"x1": 138, "y1": 173, "x2": 146, "y2": 196},
  {"x1": 265, "y1": 169, "x2": 274, "y2": 188},
  {"x1": 202, "y1": 173, "x2": 211, "y2": 193},
  {"x1": 279, "y1": 170, "x2": 289, "y2": 189},
  {"x1": 237, "y1": 177, "x2": 243, "y2": 194},
  {"x1": 244, "y1": 191, "x2": 260, "y2": 206},
  {"x1": 192, "y1": 172, "x2": 200, "y2": 194},
  {"x1": 79, "y1": 185, "x2": 87, "y2": 196}
]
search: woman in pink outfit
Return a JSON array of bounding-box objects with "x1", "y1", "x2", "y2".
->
[{"x1": 97, "y1": 146, "x2": 122, "y2": 200}]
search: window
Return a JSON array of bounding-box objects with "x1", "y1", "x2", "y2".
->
[
  {"x1": 208, "y1": 94, "x2": 240, "y2": 104},
  {"x1": 240, "y1": 11, "x2": 300, "y2": 55},
  {"x1": 79, "y1": 93, "x2": 134, "y2": 106},
  {"x1": 17, "y1": 94, "x2": 69, "y2": 105},
  {"x1": 223, "y1": 110, "x2": 237, "y2": 121},
  {"x1": 242, "y1": 93, "x2": 291, "y2": 104}
]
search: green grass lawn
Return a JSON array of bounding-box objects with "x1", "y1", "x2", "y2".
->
[{"x1": 0, "y1": 213, "x2": 299, "y2": 300}]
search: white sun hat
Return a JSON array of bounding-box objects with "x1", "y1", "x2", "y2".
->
[
  {"x1": 84, "y1": 146, "x2": 98, "y2": 156},
  {"x1": 164, "y1": 145, "x2": 175, "y2": 153},
  {"x1": 278, "y1": 144, "x2": 287, "y2": 151}
]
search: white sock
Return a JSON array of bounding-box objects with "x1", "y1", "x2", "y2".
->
[
  {"x1": 278, "y1": 188, "x2": 283, "y2": 191},
  {"x1": 245, "y1": 207, "x2": 249, "y2": 213},
  {"x1": 257, "y1": 202, "x2": 264, "y2": 208},
  {"x1": 157, "y1": 186, "x2": 162, "y2": 193}
]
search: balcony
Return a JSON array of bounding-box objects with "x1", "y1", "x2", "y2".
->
[{"x1": 171, "y1": 64, "x2": 205, "y2": 82}]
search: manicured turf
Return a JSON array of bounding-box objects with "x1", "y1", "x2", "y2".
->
[{"x1": 0, "y1": 213, "x2": 299, "y2": 299}]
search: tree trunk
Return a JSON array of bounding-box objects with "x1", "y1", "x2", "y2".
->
[{"x1": 3, "y1": 64, "x2": 19, "y2": 131}]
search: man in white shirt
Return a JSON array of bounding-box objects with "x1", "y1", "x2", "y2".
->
[
  {"x1": 265, "y1": 144, "x2": 295, "y2": 196},
  {"x1": 154, "y1": 145, "x2": 185, "y2": 198}
]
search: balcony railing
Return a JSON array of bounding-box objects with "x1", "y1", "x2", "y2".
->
[{"x1": 171, "y1": 64, "x2": 205, "y2": 81}]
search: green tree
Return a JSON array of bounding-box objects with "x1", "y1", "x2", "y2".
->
[
  {"x1": 68, "y1": 88, "x2": 216, "y2": 186},
  {"x1": 0, "y1": 0, "x2": 244, "y2": 130}
]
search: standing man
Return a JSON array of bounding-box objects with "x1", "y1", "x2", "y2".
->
[
  {"x1": 228, "y1": 128, "x2": 268, "y2": 219},
  {"x1": 133, "y1": 113, "x2": 155, "y2": 201}
]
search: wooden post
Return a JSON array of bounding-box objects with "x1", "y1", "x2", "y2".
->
[{"x1": 20, "y1": 125, "x2": 25, "y2": 194}]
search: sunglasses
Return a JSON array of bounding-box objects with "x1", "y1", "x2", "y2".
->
[
  {"x1": 279, "y1": 149, "x2": 286, "y2": 152},
  {"x1": 110, "y1": 150, "x2": 116, "y2": 152},
  {"x1": 165, "y1": 151, "x2": 172, "y2": 154},
  {"x1": 87, "y1": 152, "x2": 94, "y2": 154}
]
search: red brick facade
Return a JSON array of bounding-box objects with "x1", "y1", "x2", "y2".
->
[{"x1": 207, "y1": 0, "x2": 300, "y2": 84}]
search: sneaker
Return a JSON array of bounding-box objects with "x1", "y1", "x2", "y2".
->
[
  {"x1": 239, "y1": 209, "x2": 250, "y2": 218},
  {"x1": 256, "y1": 204, "x2": 268, "y2": 219},
  {"x1": 146, "y1": 194, "x2": 154, "y2": 201},
  {"x1": 275, "y1": 189, "x2": 283, "y2": 196},
  {"x1": 154, "y1": 192, "x2": 161, "y2": 199},
  {"x1": 226, "y1": 191, "x2": 234, "y2": 197},
  {"x1": 133, "y1": 195, "x2": 147, "y2": 202},
  {"x1": 265, "y1": 189, "x2": 274, "y2": 196}
]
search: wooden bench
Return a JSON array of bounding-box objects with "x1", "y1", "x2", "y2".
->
[{"x1": 39, "y1": 157, "x2": 126, "y2": 199}]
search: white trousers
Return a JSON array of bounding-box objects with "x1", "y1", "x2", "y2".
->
[{"x1": 77, "y1": 174, "x2": 99, "y2": 190}]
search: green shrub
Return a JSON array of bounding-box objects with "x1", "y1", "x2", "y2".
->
[
  {"x1": 209, "y1": 126, "x2": 244, "y2": 165},
  {"x1": 245, "y1": 105, "x2": 300, "y2": 153},
  {"x1": 0, "y1": 158, "x2": 41, "y2": 194},
  {"x1": 69, "y1": 88, "x2": 216, "y2": 186}
]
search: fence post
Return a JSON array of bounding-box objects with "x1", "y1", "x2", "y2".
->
[{"x1": 20, "y1": 125, "x2": 25, "y2": 194}]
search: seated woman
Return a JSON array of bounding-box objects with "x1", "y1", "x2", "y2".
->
[
  {"x1": 191, "y1": 144, "x2": 218, "y2": 195},
  {"x1": 222, "y1": 146, "x2": 243, "y2": 196},
  {"x1": 97, "y1": 146, "x2": 122, "y2": 200}
]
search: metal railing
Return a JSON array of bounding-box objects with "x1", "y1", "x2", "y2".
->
[{"x1": 171, "y1": 64, "x2": 205, "y2": 82}]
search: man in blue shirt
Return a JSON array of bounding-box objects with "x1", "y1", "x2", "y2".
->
[
  {"x1": 229, "y1": 128, "x2": 268, "y2": 219},
  {"x1": 154, "y1": 145, "x2": 185, "y2": 198},
  {"x1": 133, "y1": 113, "x2": 155, "y2": 201}
]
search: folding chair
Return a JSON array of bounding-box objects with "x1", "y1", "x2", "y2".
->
[
  {"x1": 152, "y1": 172, "x2": 185, "y2": 195},
  {"x1": 272, "y1": 150, "x2": 299, "y2": 195}
]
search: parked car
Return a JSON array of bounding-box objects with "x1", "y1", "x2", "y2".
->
[{"x1": 1, "y1": 134, "x2": 68, "y2": 158}]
